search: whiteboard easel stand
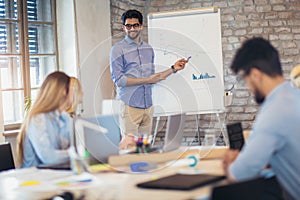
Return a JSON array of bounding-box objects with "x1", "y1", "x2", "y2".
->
[
  {"x1": 149, "y1": 6, "x2": 223, "y2": 146},
  {"x1": 216, "y1": 112, "x2": 229, "y2": 146},
  {"x1": 195, "y1": 114, "x2": 201, "y2": 145},
  {"x1": 152, "y1": 115, "x2": 201, "y2": 145},
  {"x1": 186, "y1": 110, "x2": 227, "y2": 146},
  {"x1": 152, "y1": 116, "x2": 160, "y2": 145}
]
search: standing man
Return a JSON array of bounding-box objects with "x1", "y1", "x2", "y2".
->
[
  {"x1": 110, "y1": 10, "x2": 188, "y2": 149},
  {"x1": 223, "y1": 37, "x2": 300, "y2": 199}
]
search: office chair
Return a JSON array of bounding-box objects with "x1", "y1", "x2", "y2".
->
[
  {"x1": 211, "y1": 177, "x2": 265, "y2": 200},
  {"x1": 0, "y1": 142, "x2": 15, "y2": 172}
]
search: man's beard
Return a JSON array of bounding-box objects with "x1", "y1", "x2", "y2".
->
[
  {"x1": 254, "y1": 89, "x2": 265, "y2": 104},
  {"x1": 127, "y1": 30, "x2": 140, "y2": 40}
]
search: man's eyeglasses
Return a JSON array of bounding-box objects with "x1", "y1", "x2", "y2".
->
[{"x1": 124, "y1": 23, "x2": 141, "y2": 30}]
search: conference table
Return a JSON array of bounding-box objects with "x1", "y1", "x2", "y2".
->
[{"x1": 0, "y1": 149, "x2": 227, "y2": 200}]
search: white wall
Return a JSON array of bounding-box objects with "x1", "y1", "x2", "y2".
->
[
  {"x1": 57, "y1": 0, "x2": 114, "y2": 116},
  {"x1": 56, "y1": 0, "x2": 78, "y2": 77},
  {"x1": 75, "y1": 0, "x2": 113, "y2": 116},
  {"x1": 0, "y1": 74, "x2": 4, "y2": 143}
]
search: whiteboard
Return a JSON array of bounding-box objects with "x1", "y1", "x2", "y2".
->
[{"x1": 148, "y1": 8, "x2": 224, "y2": 116}]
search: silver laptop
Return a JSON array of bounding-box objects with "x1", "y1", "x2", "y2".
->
[
  {"x1": 162, "y1": 113, "x2": 186, "y2": 152},
  {"x1": 119, "y1": 113, "x2": 186, "y2": 154},
  {"x1": 79, "y1": 114, "x2": 121, "y2": 164}
]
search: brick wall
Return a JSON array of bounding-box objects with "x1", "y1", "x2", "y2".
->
[{"x1": 110, "y1": 0, "x2": 300, "y2": 145}]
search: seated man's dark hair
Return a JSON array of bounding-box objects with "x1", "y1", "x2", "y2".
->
[{"x1": 230, "y1": 37, "x2": 282, "y2": 77}]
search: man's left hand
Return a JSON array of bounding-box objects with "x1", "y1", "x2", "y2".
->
[{"x1": 174, "y1": 58, "x2": 189, "y2": 71}]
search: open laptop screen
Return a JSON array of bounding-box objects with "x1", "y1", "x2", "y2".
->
[
  {"x1": 78, "y1": 115, "x2": 121, "y2": 164},
  {"x1": 163, "y1": 114, "x2": 186, "y2": 152}
]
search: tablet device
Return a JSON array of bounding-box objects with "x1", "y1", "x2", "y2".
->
[
  {"x1": 226, "y1": 122, "x2": 245, "y2": 150},
  {"x1": 137, "y1": 173, "x2": 225, "y2": 190}
]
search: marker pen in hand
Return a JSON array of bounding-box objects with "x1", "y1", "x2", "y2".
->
[{"x1": 187, "y1": 56, "x2": 192, "y2": 62}]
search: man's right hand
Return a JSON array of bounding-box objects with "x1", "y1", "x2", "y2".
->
[
  {"x1": 222, "y1": 149, "x2": 240, "y2": 178},
  {"x1": 119, "y1": 134, "x2": 136, "y2": 150},
  {"x1": 147, "y1": 73, "x2": 165, "y2": 84}
]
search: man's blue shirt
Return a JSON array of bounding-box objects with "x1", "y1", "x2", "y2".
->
[
  {"x1": 230, "y1": 81, "x2": 300, "y2": 199},
  {"x1": 110, "y1": 36, "x2": 155, "y2": 108}
]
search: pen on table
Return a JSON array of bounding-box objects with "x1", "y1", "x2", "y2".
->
[
  {"x1": 57, "y1": 178, "x2": 93, "y2": 185},
  {"x1": 77, "y1": 178, "x2": 93, "y2": 183}
]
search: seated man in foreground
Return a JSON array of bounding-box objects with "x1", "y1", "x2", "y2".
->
[{"x1": 223, "y1": 37, "x2": 300, "y2": 200}]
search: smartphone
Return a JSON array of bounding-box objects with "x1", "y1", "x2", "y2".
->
[{"x1": 226, "y1": 122, "x2": 245, "y2": 150}]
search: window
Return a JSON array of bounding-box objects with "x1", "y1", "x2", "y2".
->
[{"x1": 0, "y1": 0, "x2": 57, "y2": 128}]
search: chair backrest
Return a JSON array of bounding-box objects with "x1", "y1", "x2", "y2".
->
[
  {"x1": 211, "y1": 177, "x2": 265, "y2": 200},
  {"x1": 0, "y1": 142, "x2": 15, "y2": 172}
]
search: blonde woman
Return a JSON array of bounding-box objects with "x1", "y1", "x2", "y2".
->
[
  {"x1": 17, "y1": 71, "x2": 74, "y2": 168},
  {"x1": 66, "y1": 77, "x2": 83, "y2": 117}
]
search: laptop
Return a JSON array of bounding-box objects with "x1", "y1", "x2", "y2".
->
[
  {"x1": 37, "y1": 115, "x2": 121, "y2": 170},
  {"x1": 80, "y1": 114, "x2": 121, "y2": 164},
  {"x1": 162, "y1": 113, "x2": 186, "y2": 152},
  {"x1": 152, "y1": 114, "x2": 186, "y2": 152},
  {"x1": 123, "y1": 113, "x2": 186, "y2": 154}
]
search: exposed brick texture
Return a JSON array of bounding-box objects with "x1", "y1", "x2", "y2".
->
[{"x1": 110, "y1": 0, "x2": 300, "y2": 144}]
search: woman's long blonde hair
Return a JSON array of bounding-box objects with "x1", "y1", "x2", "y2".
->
[
  {"x1": 17, "y1": 71, "x2": 71, "y2": 166},
  {"x1": 66, "y1": 77, "x2": 83, "y2": 117}
]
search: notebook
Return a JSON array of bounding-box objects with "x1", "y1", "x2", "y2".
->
[
  {"x1": 226, "y1": 122, "x2": 245, "y2": 150},
  {"x1": 137, "y1": 173, "x2": 225, "y2": 190}
]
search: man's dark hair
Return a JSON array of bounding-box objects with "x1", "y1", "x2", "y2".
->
[
  {"x1": 121, "y1": 9, "x2": 143, "y2": 25},
  {"x1": 230, "y1": 37, "x2": 282, "y2": 77}
]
